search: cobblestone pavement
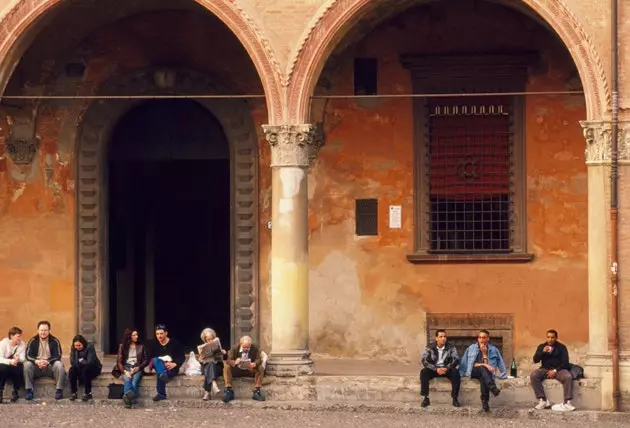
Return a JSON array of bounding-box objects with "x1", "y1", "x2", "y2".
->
[{"x1": 3, "y1": 403, "x2": 630, "y2": 428}]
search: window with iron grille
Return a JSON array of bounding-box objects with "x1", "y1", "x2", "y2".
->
[
  {"x1": 427, "y1": 97, "x2": 513, "y2": 253},
  {"x1": 401, "y1": 54, "x2": 532, "y2": 261}
]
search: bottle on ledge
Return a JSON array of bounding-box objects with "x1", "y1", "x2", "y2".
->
[{"x1": 510, "y1": 358, "x2": 517, "y2": 378}]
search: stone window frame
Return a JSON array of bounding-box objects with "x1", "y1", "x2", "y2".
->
[
  {"x1": 401, "y1": 54, "x2": 536, "y2": 264},
  {"x1": 75, "y1": 68, "x2": 259, "y2": 353}
]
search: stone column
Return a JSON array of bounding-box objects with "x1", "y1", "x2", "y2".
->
[
  {"x1": 581, "y1": 120, "x2": 615, "y2": 410},
  {"x1": 262, "y1": 124, "x2": 320, "y2": 376}
]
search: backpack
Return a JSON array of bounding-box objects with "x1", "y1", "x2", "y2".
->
[{"x1": 569, "y1": 364, "x2": 584, "y2": 380}]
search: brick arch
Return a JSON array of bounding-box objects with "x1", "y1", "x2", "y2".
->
[
  {"x1": 75, "y1": 68, "x2": 259, "y2": 352},
  {"x1": 0, "y1": 0, "x2": 283, "y2": 123},
  {"x1": 287, "y1": 0, "x2": 609, "y2": 123}
]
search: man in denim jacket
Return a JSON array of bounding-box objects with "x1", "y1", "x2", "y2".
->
[{"x1": 459, "y1": 329, "x2": 507, "y2": 411}]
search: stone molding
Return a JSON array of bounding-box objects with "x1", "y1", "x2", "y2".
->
[
  {"x1": 262, "y1": 124, "x2": 321, "y2": 168},
  {"x1": 75, "y1": 68, "x2": 259, "y2": 350},
  {"x1": 581, "y1": 120, "x2": 630, "y2": 165},
  {"x1": 266, "y1": 350, "x2": 314, "y2": 377}
]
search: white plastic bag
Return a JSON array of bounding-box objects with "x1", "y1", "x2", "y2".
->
[{"x1": 184, "y1": 351, "x2": 202, "y2": 376}]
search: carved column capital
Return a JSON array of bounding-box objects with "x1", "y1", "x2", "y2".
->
[
  {"x1": 581, "y1": 120, "x2": 630, "y2": 165},
  {"x1": 262, "y1": 124, "x2": 323, "y2": 168}
]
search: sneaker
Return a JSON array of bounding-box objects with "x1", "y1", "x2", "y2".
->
[
  {"x1": 69, "y1": 393, "x2": 78, "y2": 401},
  {"x1": 25, "y1": 389, "x2": 34, "y2": 401},
  {"x1": 211, "y1": 383, "x2": 221, "y2": 395},
  {"x1": 535, "y1": 399, "x2": 552, "y2": 410},
  {"x1": 55, "y1": 389, "x2": 63, "y2": 400},
  {"x1": 123, "y1": 391, "x2": 133, "y2": 408},
  {"x1": 552, "y1": 402, "x2": 575, "y2": 412},
  {"x1": 421, "y1": 397, "x2": 430, "y2": 408},
  {"x1": 252, "y1": 389, "x2": 265, "y2": 402},
  {"x1": 152, "y1": 394, "x2": 166, "y2": 402},
  {"x1": 81, "y1": 393, "x2": 92, "y2": 402},
  {"x1": 452, "y1": 398, "x2": 461, "y2": 408},
  {"x1": 482, "y1": 400, "x2": 490, "y2": 412},
  {"x1": 202, "y1": 391, "x2": 210, "y2": 401},
  {"x1": 10, "y1": 390, "x2": 19, "y2": 403},
  {"x1": 223, "y1": 388, "x2": 234, "y2": 403}
]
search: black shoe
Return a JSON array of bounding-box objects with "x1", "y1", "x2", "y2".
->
[
  {"x1": 69, "y1": 393, "x2": 77, "y2": 401},
  {"x1": 158, "y1": 373, "x2": 171, "y2": 384},
  {"x1": 55, "y1": 389, "x2": 63, "y2": 400},
  {"x1": 123, "y1": 391, "x2": 133, "y2": 408},
  {"x1": 482, "y1": 400, "x2": 490, "y2": 412},
  {"x1": 452, "y1": 398, "x2": 461, "y2": 408},
  {"x1": 152, "y1": 394, "x2": 166, "y2": 402},
  {"x1": 421, "y1": 397, "x2": 430, "y2": 408},
  {"x1": 10, "y1": 390, "x2": 18, "y2": 403},
  {"x1": 81, "y1": 393, "x2": 92, "y2": 402},
  {"x1": 252, "y1": 389, "x2": 265, "y2": 402},
  {"x1": 490, "y1": 386, "x2": 501, "y2": 397},
  {"x1": 223, "y1": 388, "x2": 234, "y2": 403}
]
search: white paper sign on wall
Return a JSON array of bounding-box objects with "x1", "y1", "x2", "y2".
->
[{"x1": 389, "y1": 205, "x2": 402, "y2": 229}]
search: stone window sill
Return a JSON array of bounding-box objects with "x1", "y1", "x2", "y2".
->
[{"x1": 406, "y1": 252, "x2": 535, "y2": 264}]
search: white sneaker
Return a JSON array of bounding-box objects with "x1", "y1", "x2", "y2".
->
[
  {"x1": 534, "y1": 399, "x2": 551, "y2": 410},
  {"x1": 202, "y1": 391, "x2": 210, "y2": 401},
  {"x1": 551, "y1": 403, "x2": 575, "y2": 412},
  {"x1": 211, "y1": 383, "x2": 221, "y2": 395}
]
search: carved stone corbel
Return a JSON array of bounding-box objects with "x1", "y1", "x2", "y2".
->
[
  {"x1": 2, "y1": 103, "x2": 41, "y2": 166},
  {"x1": 262, "y1": 124, "x2": 322, "y2": 168}
]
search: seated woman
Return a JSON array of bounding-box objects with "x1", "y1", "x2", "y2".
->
[
  {"x1": 0, "y1": 327, "x2": 26, "y2": 403},
  {"x1": 69, "y1": 335, "x2": 102, "y2": 401},
  {"x1": 197, "y1": 328, "x2": 225, "y2": 400},
  {"x1": 117, "y1": 328, "x2": 149, "y2": 408}
]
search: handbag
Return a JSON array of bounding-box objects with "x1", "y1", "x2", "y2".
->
[
  {"x1": 111, "y1": 366, "x2": 122, "y2": 379},
  {"x1": 107, "y1": 383, "x2": 125, "y2": 399}
]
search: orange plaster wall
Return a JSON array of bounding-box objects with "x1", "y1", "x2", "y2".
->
[{"x1": 307, "y1": 1, "x2": 589, "y2": 365}]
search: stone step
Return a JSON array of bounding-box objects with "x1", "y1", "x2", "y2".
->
[{"x1": 12, "y1": 375, "x2": 601, "y2": 410}]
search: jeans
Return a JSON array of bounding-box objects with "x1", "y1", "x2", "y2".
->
[
  {"x1": 0, "y1": 363, "x2": 23, "y2": 391},
  {"x1": 419, "y1": 367, "x2": 461, "y2": 398},
  {"x1": 122, "y1": 364, "x2": 143, "y2": 397},
  {"x1": 23, "y1": 360, "x2": 66, "y2": 391},
  {"x1": 202, "y1": 363, "x2": 218, "y2": 392},
  {"x1": 153, "y1": 358, "x2": 178, "y2": 398},
  {"x1": 69, "y1": 363, "x2": 101, "y2": 394},
  {"x1": 471, "y1": 366, "x2": 497, "y2": 401}
]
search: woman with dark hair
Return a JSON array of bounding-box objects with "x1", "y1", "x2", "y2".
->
[
  {"x1": 117, "y1": 328, "x2": 149, "y2": 408},
  {"x1": 69, "y1": 335, "x2": 102, "y2": 401},
  {"x1": 0, "y1": 327, "x2": 26, "y2": 403}
]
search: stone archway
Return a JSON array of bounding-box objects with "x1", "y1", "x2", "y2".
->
[
  {"x1": 75, "y1": 68, "x2": 259, "y2": 352},
  {"x1": 286, "y1": 0, "x2": 609, "y2": 122},
  {"x1": 0, "y1": 0, "x2": 283, "y2": 123}
]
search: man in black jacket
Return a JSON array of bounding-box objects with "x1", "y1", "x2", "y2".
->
[
  {"x1": 149, "y1": 324, "x2": 185, "y2": 401},
  {"x1": 23, "y1": 320, "x2": 66, "y2": 400},
  {"x1": 420, "y1": 329, "x2": 461, "y2": 408},
  {"x1": 223, "y1": 335, "x2": 265, "y2": 402},
  {"x1": 530, "y1": 329, "x2": 575, "y2": 412}
]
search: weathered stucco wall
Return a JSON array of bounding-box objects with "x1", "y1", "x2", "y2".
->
[{"x1": 308, "y1": 1, "x2": 589, "y2": 365}]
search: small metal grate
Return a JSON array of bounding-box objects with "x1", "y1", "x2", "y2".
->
[
  {"x1": 426, "y1": 97, "x2": 513, "y2": 253},
  {"x1": 355, "y1": 199, "x2": 378, "y2": 236}
]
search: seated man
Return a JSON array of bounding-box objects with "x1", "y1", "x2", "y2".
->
[
  {"x1": 23, "y1": 321, "x2": 66, "y2": 400},
  {"x1": 530, "y1": 329, "x2": 575, "y2": 412},
  {"x1": 459, "y1": 329, "x2": 506, "y2": 412},
  {"x1": 223, "y1": 335, "x2": 265, "y2": 402},
  {"x1": 149, "y1": 324, "x2": 185, "y2": 402},
  {"x1": 420, "y1": 329, "x2": 460, "y2": 408}
]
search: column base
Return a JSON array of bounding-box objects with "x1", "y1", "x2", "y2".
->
[{"x1": 266, "y1": 350, "x2": 314, "y2": 377}]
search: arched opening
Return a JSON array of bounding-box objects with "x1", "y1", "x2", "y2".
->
[{"x1": 107, "y1": 99, "x2": 230, "y2": 353}]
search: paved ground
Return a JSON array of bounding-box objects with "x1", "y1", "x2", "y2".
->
[{"x1": 2, "y1": 403, "x2": 630, "y2": 428}]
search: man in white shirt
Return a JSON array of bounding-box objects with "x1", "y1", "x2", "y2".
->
[
  {"x1": 0, "y1": 327, "x2": 26, "y2": 403},
  {"x1": 420, "y1": 329, "x2": 461, "y2": 408}
]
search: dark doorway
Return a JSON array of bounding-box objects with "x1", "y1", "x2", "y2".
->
[{"x1": 107, "y1": 99, "x2": 231, "y2": 353}]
